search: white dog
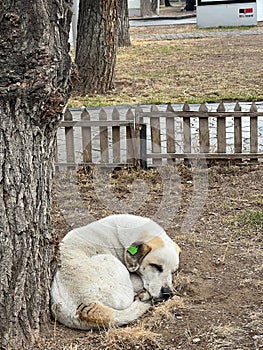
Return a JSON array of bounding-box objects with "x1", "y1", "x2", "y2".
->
[{"x1": 51, "y1": 214, "x2": 181, "y2": 329}]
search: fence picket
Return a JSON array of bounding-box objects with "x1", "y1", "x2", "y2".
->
[
  {"x1": 64, "y1": 108, "x2": 75, "y2": 168},
  {"x1": 234, "y1": 102, "x2": 242, "y2": 154},
  {"x1": 99, "y1": 108, "x2": 109, "y2": 163},
  {"x1": 112, "y1": 107, "x2": 120, "y2": 163},
  {"x1": 250, "y1": 102, "x2": 258, "y2": 160},
  {"x1": 199, "y1": 103, "x2": 209, "y2": 153},
  {"x1": 166, "y1": 104, "x2": 175, "y2": 163},
  {"x1": 150, "y1": 105, "x2": 162, "y2": 165},
  {"x1": 81, "y1": 108, "x2": 92, "y2": 163},
  {"x1": 217, "y1": 102, "x2": 226, "y2": 153},
  {"x1": 183, "y1": 103, "x2": 191, "y2": 154},
  {"x1": 134, "y1": 105, "x2": 144, "y2": 167},
  {"x1": 126, "y1": 108, "x2": 135, "y2": 164}
]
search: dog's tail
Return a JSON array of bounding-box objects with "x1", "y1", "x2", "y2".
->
[{"x1": 76, "y1": 300, "x2": 151, "y2": 329}]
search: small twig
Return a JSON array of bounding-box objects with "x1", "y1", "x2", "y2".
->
[{"x1": 220, "y1": 235, "x2": 233, "y2": 264}]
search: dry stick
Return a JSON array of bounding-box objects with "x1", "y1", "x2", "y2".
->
[{"x1": 220, "y1": 235, "x2": 233, "y2": 264}]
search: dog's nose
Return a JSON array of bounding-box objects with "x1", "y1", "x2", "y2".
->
[{"x1": 160, "y1": 287, "x2": 174, "y2": 300}]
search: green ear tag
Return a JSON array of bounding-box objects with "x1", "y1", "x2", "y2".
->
[{"x1": 127, "y1": 245, "x2": 138, "y2": 256}]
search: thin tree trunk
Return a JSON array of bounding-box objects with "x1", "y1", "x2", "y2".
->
[
  {"x1": 74, "y1": 0, "x2": 118, "y2": 95},
  {"x1": 118, "y1": 0, "x2": 131, "y2": 47},
  {"x1": 0, "y1": 1, "x2": 72, "y2": 348},
  {"x1": 141, "y1": 0, "x2": 153, "y2": 17},
  {"x1": 151, "y1": 0, "x2": 158, "y2": 14}
]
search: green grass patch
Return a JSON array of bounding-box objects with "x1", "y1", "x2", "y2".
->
[
  {"x1": 236, "y1": 210, "x2": 263, "y2": 235},
  {"x1": 117, "y1": 44, "x2": 181, "y2": 58}
]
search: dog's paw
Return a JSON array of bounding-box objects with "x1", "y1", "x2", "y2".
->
[
  {"x1": 77, "y1": 303, "x2": 96, "y2": 321},
  {"x1": 134, "y1": 289, "x2": 151, "y2": 302},
  {"x1": 76, "y1": 302, "x2": 113, "y2": 327}
]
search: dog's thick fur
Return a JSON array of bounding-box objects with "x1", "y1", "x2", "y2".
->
[{"x1": 51, "y1": 214, "x2": 180, "y2": 329}]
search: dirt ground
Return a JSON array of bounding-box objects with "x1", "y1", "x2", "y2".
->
[{"x1": 28, "y1": 163, "x2": 263, "y2": 350}]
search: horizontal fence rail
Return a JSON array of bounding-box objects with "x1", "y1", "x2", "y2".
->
[{"x1": 55, "y1": 102, "x2": 263, "y2": 169}]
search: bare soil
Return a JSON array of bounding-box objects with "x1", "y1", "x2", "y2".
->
[{"x1": 28, "y1": 164, "x2": 263, "y2": 350}]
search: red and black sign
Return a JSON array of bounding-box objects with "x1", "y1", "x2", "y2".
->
[{"x1": 239, "y1": 7, "x2": 253, "y2": 13}]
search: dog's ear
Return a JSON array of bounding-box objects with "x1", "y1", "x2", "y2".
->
[{"x1": 124, "y1": 242, "x2": 152, "y2": 272}]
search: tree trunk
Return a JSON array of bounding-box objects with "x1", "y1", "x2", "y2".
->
[
  {"x1": 0, "y1": 1, "x2": 72, "y2": 349},
  {"x1": 151, "y1": 0, "x2": 158, "y2": 14},
  {"x1": 118, "y1": 0, "x2": 131, "y2": 47},
  {"x1": 141, "y1": 0, "x2": 153, "y2": 17},
  {"x1": 74, "y1": 0, "x2": 119, "y2": 95}
]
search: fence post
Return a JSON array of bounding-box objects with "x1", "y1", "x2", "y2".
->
[{"x1": 140, "y1": 123, "x2": 147, "y2": 169}]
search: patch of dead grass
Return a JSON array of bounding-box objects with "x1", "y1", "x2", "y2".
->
[
  {"x1": 70, "y1": 24, "x2": 263, "y2": 107},
  {"x1": 150, "y1": 296, "x2": 185, "y2": 325},
  {"x1": 212, "y1": 323, "x2": 242, "y2": 338},
  {"x1": 101, "y1": 323, "x2": 162, "y2": 349}
]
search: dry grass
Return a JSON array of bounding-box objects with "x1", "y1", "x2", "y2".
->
[
  {"x1": 212, "y1": 323, "x2": 242, "y2": 338},
  {"x1": 155, "y1": 296, "x2": 184, "y2": 316},
  {"x1": 100, "y1": 296, "x2": 185, "y2": 349},
  {"x1": 101, "y1": 324, "x2": 162, "y2": 349},
  {"x1": 70, "y1": 23, "x2": 263, "y2": 107}
]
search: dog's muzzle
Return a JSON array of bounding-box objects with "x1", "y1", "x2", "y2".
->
[{"x1": 160, "y1": 287, "x2": 174, "y2": 301}]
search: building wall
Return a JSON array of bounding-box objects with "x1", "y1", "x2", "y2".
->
[
  {"x1": 128, "y1": 0, "x2": 141, "y2": 16},
  {"x1": 258, "y1": 0, "x2": 263, "y2": 20}
]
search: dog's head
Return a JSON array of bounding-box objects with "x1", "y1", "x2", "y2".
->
[{"x1": 124, "y1": 236, "x2": 180, "y2": 301}]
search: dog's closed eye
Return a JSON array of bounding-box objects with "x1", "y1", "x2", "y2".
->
[{"x1": 149, "y1": 263, "x2": 163, "y2": 273}]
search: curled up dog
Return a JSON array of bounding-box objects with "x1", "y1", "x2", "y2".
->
[{"x1": 51, "y1": 214, "x2": 181, "y2": 329}]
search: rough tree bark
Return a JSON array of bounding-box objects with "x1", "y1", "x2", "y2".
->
[
  {"x1": 0, "y1": 1, "x2": 72, "y2": 349},
  {"x1": 74, "y1": 0, "x2": 118, "y2": 95},
  {"x1": 151, "y1": 0, "x2": 158, "y2": 14},
  {"x1": 118, "y1": 0, "x2": 131, "y2": 47},
  {"x1": 141, "y1": 0, "x2": 153, "y2": 17}
]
